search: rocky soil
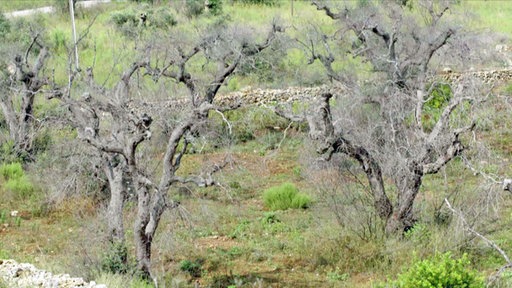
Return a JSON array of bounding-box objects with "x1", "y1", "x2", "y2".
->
[{"x1": 0, "y1": 259, "x2": 106, "y2": 288}]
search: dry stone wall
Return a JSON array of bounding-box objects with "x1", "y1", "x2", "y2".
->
[
  {"x1": 439, "y1": 68, "x2": 512, "y2": 85},
  {"x1": 128, "y1": 68, "x2": 512, "y2": 116}
]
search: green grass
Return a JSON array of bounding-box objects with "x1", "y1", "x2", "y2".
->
[
  {"x1": 263, "y1": 182, "x2": 311, "y2": 211},
  {"x1": 465, "y1": 1, "x2": 512, "y2": 34},
  {"x1": 0, "y1": 162, "x2": 24, "y2": 180}
]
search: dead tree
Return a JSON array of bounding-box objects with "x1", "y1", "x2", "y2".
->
[
  {"x1": 277, "y1": 0, "x2": 490, "y2": 234},
  {"x1": 62, "y1": 21, "x2": 282, "y2": 280},
  {"x1": 0, "y1": 36, "x2": 57, "y2": 160}
]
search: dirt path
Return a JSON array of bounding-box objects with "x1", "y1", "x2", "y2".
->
[{"x1": 3, "y1": 0, "x2": 112, "y2": 18}]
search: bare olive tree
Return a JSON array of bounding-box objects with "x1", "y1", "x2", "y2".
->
[
  {"x1": 0, "y1": 35, "x2": 60, "y2": 161},
  {"x1": 60, "y1": 20, "x2": 282, "y2": 280},
  {"x1": 277, "y1": 0, "x2": 491, "y2": 234}
]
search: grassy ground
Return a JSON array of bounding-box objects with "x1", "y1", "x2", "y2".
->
[{"x1": 1, "y1": 1, "x2": 512, "y2": 288}]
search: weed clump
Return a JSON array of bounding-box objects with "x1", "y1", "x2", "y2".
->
[
  {"x1": 179, "y1": 259, "x2": 203, "y2": 278},
  {"x1": 262, "y1": 182, "x2": 311, "y2": 211},
  {"x1": 0, "y1": 162, "x2": 23, "y2": 180},
  {"x1": 0, "y1": 163, "x2": 34, "y2": 199}
]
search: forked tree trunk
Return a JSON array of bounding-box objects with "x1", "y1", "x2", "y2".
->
[
  {"x1": 329, "y1": 138, "x2": 393, "y2": 224},
  {"x1": 386, "y1": 166, "x2": 423, "y2": 234},
  {"x1": 354, "y1": 148, "x2": 393, "y2": 222},
  {"x1": 133, "y1": 186, "x2": 169, "y2": 281}
]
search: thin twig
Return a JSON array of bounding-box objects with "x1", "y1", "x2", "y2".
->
[
  {"x1": 460, "y1": 155, "x2": 501, "y2": 185},
  {"x1": 213, "y1": 109, "x2": 232, "y2": 135},
  {"x1": 444, "y1": 198, "x2": 511, "y2": 264},
  {"x1": 276, "y1": 121, "x2": 294, "y2": 150}
]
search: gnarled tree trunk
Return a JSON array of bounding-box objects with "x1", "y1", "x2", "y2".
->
[
  {"x1": 104, "y1": 155, "x2": 126, "y2": 243},
  {"x1": 386, "y1": 165, "x2": 423, "y2": 234}
]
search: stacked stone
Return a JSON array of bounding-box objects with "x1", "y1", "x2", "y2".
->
[
  {"x1": 0, "y1": 259, "x2": 106, "y2": 288},
  {"x1": 439, "y1": 68, "x2": 512, "y2": 85},
  {"x1": 215, "y1": 83, "x2": 347, "y2": 107},
  {"x1": 127, "y1": 67, "x2": 512, "y2": 116}
]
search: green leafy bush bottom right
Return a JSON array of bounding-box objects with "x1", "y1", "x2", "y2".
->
[{"x1": 376, "y1": 252, "x2": 484, "y2": 288}]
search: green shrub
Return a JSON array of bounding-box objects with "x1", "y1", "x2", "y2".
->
[
  {"x1": 379, "y1": 253, "x2": 484, "y2": 288},
  {"x1": 185, "y1": 0, "x2": 205, "y2": 18},
  {"x1": 101, "y1": 241, "x2": 129, "y2": 274},
  {"x1": 151, "y1": 7, "x2": 178, "y2": 28},
  {"x1": 422, "y1": 83, "x2": 452, "y2": 132},
  {"x1": 185, "y1": 0, "x2": 223, "y2": 17},
  {"x1": 110, "y1": 8, "x2": 139, "y2": 26},
  {"x1": 262, "y1": 182, "x2": 311, "y2": 211},
  {"x1": 179, "y1": 259, "x2": 203, "y2": 278},
  {"x1": 110, "y1": 6, "x2": 177, "y2": 34},
  {"x1": 206, "y1": 0, "x2": 223, "y2": 15}
]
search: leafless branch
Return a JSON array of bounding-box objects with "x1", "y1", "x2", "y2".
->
[
  {"x1": 445, "y1": 198, "x2": 511, "y2": 264},
  {"x1": 311, "y1": 1, "x2": 343, "y2": 20},
  {"x1": 445, "y1": 198, "x2": 512, "y2": 284}
]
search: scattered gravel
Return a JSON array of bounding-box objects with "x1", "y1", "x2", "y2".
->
[{"x1": 0, "y1": 259, "x2": 106, "y2": 288}]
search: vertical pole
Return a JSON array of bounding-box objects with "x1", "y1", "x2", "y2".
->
[
  {"x1": 291, "y1": 0, "x2": 294, "y2": 17},
  {"x1": 69, "y1": 0, "x2": 79, "y2": 70}
]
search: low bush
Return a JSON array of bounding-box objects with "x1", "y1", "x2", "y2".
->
[
  {"x1": 110, "y1": 6, "x2": 177, "y2": 36},
  {"x1": 101, "y1": 241, "x2": 129, "y2": 274},
  {"x1": 185, "y1": 0, "x2": 222, "y2": 18},
  {"x1": 262, "y1": 182, "x2": 311, "y2": 211},
  {"x1": 110, "y1": 8, "x2": 138, "y2": 27},
  {"x1": 179, "y1": 259, "x2": 203, "y2": 278},
  {"x1": 378, "y1": 252, "x2": 484, "y2": 288}
]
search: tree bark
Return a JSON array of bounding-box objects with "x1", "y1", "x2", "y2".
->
[
  {"x1": 0, "y1": 45, "x2": 50, "y2": 159},
  {"x1": 103, "y1": 155, "x2": 126, "y2": 244},
  {"x1": 331, "y1": 138, "x2": 393, "y2": 223},
  {"x1": 134, "y1": 183, "x2": 152, "y2": 280},
  {"x1": 386, "y1": 164, "x2": 423, "y2": 234}
]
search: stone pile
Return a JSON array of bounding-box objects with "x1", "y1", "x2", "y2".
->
[{"x1": 0, "y1": 259, "x2": 106, "y2": 288}]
